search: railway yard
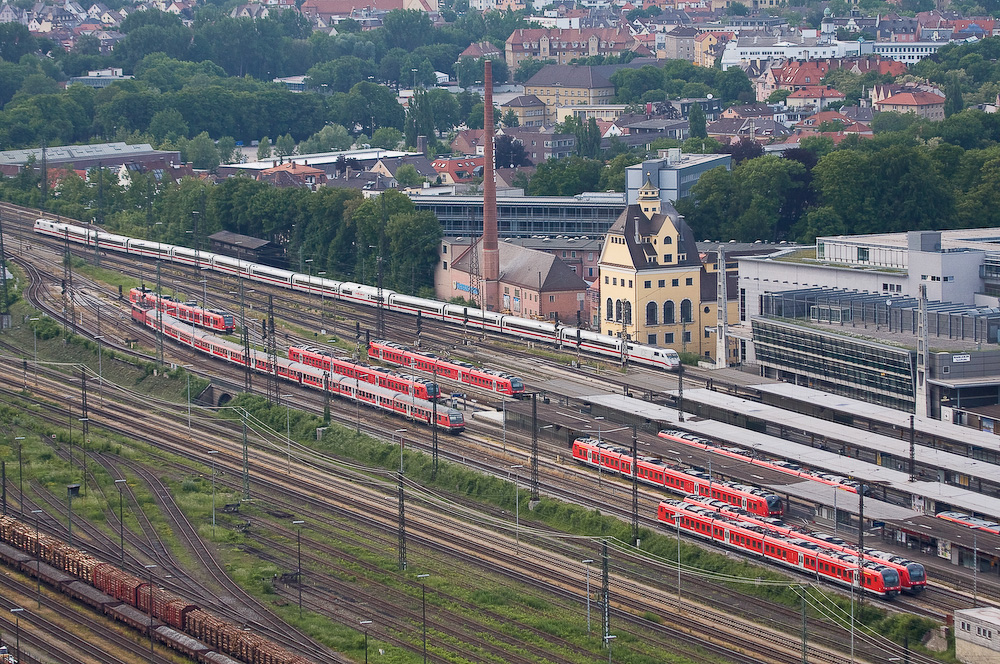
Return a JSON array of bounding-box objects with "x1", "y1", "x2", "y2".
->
[{"x1": 0, "y1": 201, "x2": 997, "y2": 664}]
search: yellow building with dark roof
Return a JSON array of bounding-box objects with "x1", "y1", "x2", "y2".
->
[{"x1": 598, "y1": 176, "x2": 738, "y2": 362}]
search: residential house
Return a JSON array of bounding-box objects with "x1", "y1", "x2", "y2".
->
[
  {"x1": 793, "y1": 110, "x2": 871, "y2": 136},
  {"x1": 874, "y1": 90, "x2": 946, "y2": 120},
  {"x1": 523, "y1": 65, "x2": 615, "y2": 125},
  {"x1": 450, "y1": 129, "x2": 486, "y2": 157},
  {"x1": 500, "y1": 95, "x2": 547, "y2": 128},
  {"x1": 459, "y1": 41, "x2": 503, "y2": 60},
  {"x1": 494, "y1": 165, "x2": 535, "y2": 189},
  {"x1": 720, "y1": 103, "x2": 775, "y2": 120},
  {"x1": 556, "y1": 104, "x2": 628, "y2": 124},
  {"x1": 694, "y1": 30, "x2": 731, "y2": 67},
  {"x1": 756, "y1": 59, "x2": 833, "y2": 102},
  {"x1": 611, "y1": 114, "x2": 689, "y2": 147},
  {"x1": 498, "y1": 127, "x2": 575, "y2": 163},
  {"x1": 431, "y1": 156, "x2": 484, "y2": 184},
  {"x1": 370, "y1": 154, "x2": 438, "y2": 182},
  {"x1": 661, "y1": 25, "x2": 699, "y2": 61},
  {"x1": 504, "y1": 27, "x2": 639, "y2": 71},
  {"x1": 706, "y1": 117, "x2": 791, "y2": 143},
  {"x1": 785, "y1": 85, "x2": 845, "y2": 111},
  {"x1": 0, "y1": 3, "x2": 27, "y2": 24},
  {"x1": 258, "y1": 161, "x2": 327, "y2": 190}
]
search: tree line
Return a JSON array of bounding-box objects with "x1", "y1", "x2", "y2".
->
[{"x1": 0, "y1": 166, "x2": 442, "y2": 295}]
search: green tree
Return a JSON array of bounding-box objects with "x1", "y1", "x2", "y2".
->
[
  {"x1": 371, "y1": 127, "x2": 403, "y2": 149},
  {"x1": 598, "y1": 153, "x2": 642, "y2": 192},
  {"x1": 217, "y1": 135, "x2": 238, "y2": 164},
  {"x1": 688, "y1": 101, "x2": 707, "y2": 139},
  {"x1": 185, "y1": 131, "x2": 221, "y2": 171},
  {"x1": 274, "y1": 132, "x2": 296, "y2": 158},
  {"x1": 766, "y1": 89, "x2": 791, "y2": 104},
  {"x1": 945, "y1": 73, "x2": 964, "y2": 118},
  {"x1": 349, "y1": 190, "x2": 441, "y2": 292},
  {"x1": 257, "y1": 136, "x2": 272, "y2": 160},
  {"x1": 501, "y1": 109, "x2": 519, "y2": 128},
  {"x1": 148, "y1": 107, "x2": 189, "y2": 142},
  {"x1": 394, "y1": 163, "x2": 426, "y2": 187},
  {"x1": 513, "y1": 58, "x2": 555, "y2": 84},
  {"x1": 526, "y1": 156, "x2": 602, "y2": 196},
  {"x1": 299, "y1": 124, "x2": 352, "y2": 154}
]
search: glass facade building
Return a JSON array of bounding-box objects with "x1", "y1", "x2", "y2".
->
[
  {"x1": 752, "y1": 318, "x2": 916, "y2": 411},
  {"x1": 411, "y1": 194, "x2": 625, "y2": 238}
]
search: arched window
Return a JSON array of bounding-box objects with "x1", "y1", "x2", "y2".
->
[
  {"x1": 646, "y1": 302, "x2": 658, "y2": 325},
  {"x1": 681, "y1": 299, "x2": 693, "y2": 323},
  {"x1": 664, "y1": 300, "x2": 675, "y2": 324},
  {"x1": 664, "y1": 236, "x2": 673, "y2": 244},
  {"x1": 615, "y1": 300, "x2": 623, "y2": 322},
  {"x1": 624, "y1": 301, "x2": 632, "y2": 327},
  {"x1": 606, "y1": 298, "x2": 613, "y2": 321}
]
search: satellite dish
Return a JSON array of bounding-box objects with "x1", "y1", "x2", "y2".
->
[
  {"x1": 886, "y1": 299, "x2": 892, "y2": 306},
  {"x1": 707, "y1": 93, "x2": 714, "y2": 99}
]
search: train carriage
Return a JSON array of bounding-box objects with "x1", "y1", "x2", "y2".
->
[
  {"x1": 368, "y1": 340, "x2": 524, "y2": 396},
  {"x1": 387, "y1": 293, "x2": 446, "y2": 319},
  {"x1": 657, "y1": 501, "x2": 902, "y2": 598},
  {"x1": 249, "y1": 263, "x2": 294, "y2": 287},
  {"x1": 572, "y1": 437, "x2": 783, "y2": 517},
  {"x1": 290, "y1": 273, "x2": 340, "y2": 298},
  {"x1": 128, "y1": 238, "x2": 172, "y2": 260},
  {"x1": 684, "y1": 495, "x2": 926, "y2": 593},
  {"x1": 172, "y1": 245, "x2": 210, "y2": 268}
]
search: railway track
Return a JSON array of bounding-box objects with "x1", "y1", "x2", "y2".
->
[
  {"x1": 0, "y1": 202, "x2": 945, "y2": 664},
  {"x1": 0, "y1": 358, "x2": 892, "y2": 664}
]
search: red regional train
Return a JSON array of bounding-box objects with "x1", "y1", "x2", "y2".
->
[
  {"x1": 683, "y1": 495, "x2": 926, "y2": 593},
  {"x1": 288, "y1": 345, "x2": 439, "y2": 400},
  {"x1": 131, "y1": 305, "x2": 465, "y2": 432},
  {"x1": 571, "y1": 437, "x2": 783, "y2": 517},
  {"x1": 656, "y1": 500, "x2": 903, "y2": 598},
  {"x1": 130, "y1": 287, "x2": 235, "y2": 333},
  {"x1": 368, "y1": 340, "x2": 525, "y2": 397},
  {"x1": 0, "y1": 514, "x2": 307, "y2": 664},
  {"x1": 657, "y1": 429, "x2": 866, "y2": 494}
]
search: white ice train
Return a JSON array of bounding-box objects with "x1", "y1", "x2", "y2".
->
[{"x1": 35, "y1": 218, "x2": 681, "y2": 371}]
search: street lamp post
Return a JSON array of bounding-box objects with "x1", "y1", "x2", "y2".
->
[
  {"x1": 115, "y1": 479, "x2": 127, "y2": 563},
  {"x1": 14, "y1": 436, "x2": 24, "y2": 516},
  {"x1": 145, "y1": 564, "x2": 156, "y2": 662},
  {"x1": 417, "y1": 574, "x2": 429, "y2": 664},
  {"x1": 583, "y1": 559, "x2": 594, "y2": 634},
  {"x1": 93, "y1": 335, "x2": 104, "y2": 404},
  {"x1": 293, "y1": 520, "x2": 304, "y2": 617},
  {"x1": 510, "y1": 465, "x2": 523, "y2": 553},
  {"x1": 29, "y1": 317, "x2": 38, "y2": 385},
  {"x1": 674, "y1": 513, "x2": 682, "y2": 601},
  {"x1": 182, "y1": 364, "x2": 193, "y2": 430},
  {"x1": 394, "y1": 429, "x2": 407, "y2": 472},
  {"x1": 595, "y1": 417, "x2": 604, "y2": 486},
  {"x1": 10, "y1": 607, "x2": 23, "y2": 663},
  {"x1": 208, "y1": 450, "x2": 218, "y2": 536},
  {"x1": 282, "y1": 394, "x2": 293, "y2": 473},
  {"x1": 78, "y1": 418, "x2": 89, "y2": 494},
  {"x1": 360, "y1": 620, "x2": 372, "y2": 664},
  {"x1": 31, "y1": 509, "x2": 41, "y2": 607}
]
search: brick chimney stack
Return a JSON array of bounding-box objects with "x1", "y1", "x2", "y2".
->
[{"x1": 482, "y1": 59, "x2": 499, "y2": 311}]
